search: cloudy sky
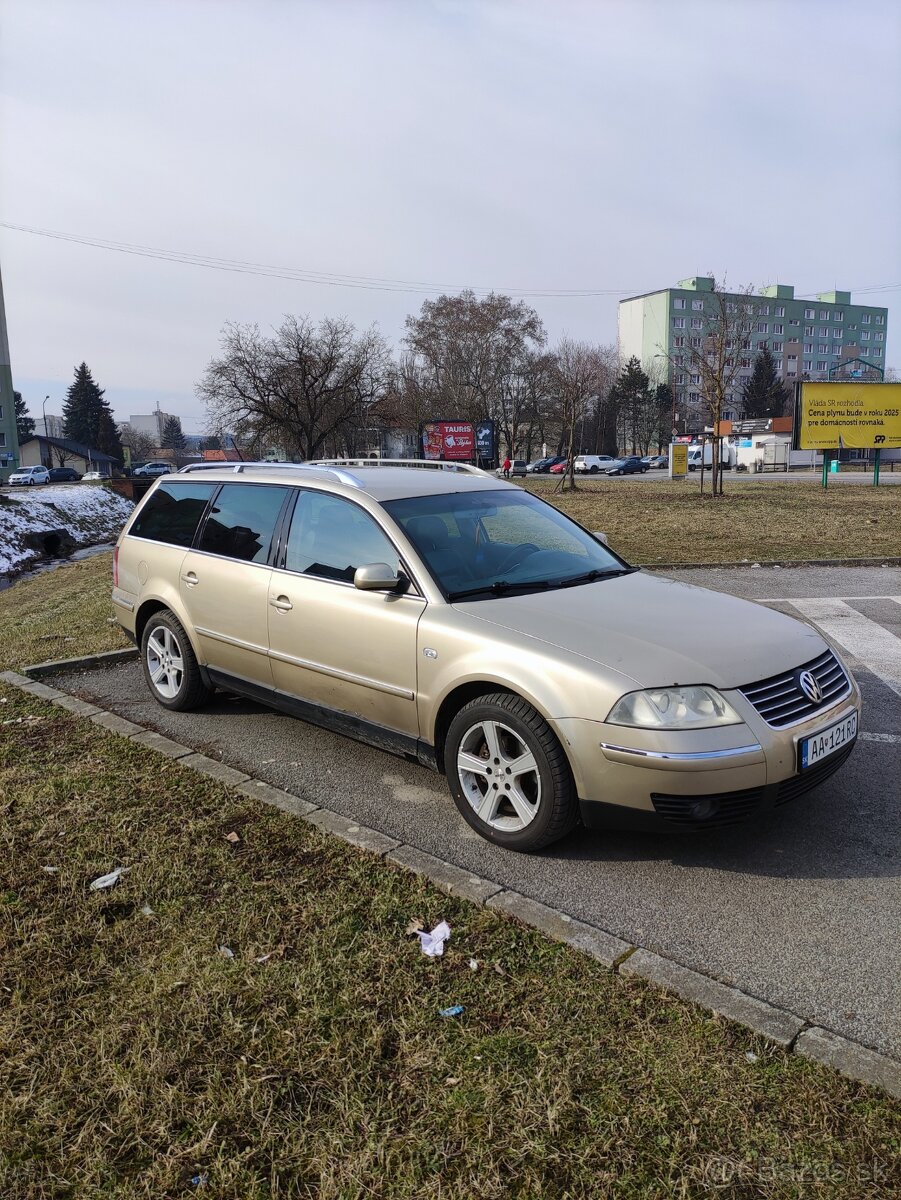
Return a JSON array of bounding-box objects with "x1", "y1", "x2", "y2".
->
[{"x1": 2, "y1": 0, "x2": 899, "y2": 432}]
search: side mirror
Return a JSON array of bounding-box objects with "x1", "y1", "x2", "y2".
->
[
  {"x1": 354, "y1": 562, "x2": 402, "y2": 591},
  {"x1": 592, "y1": 530, "x2": 609, "y2": 545}
]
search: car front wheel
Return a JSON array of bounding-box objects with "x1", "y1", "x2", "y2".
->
[
  {"x1": 445, "y1": 693, "x2": 579, "y2": 851},
  {"x1": 140, "y1": 610, "x2": 211, "y2": 711}
]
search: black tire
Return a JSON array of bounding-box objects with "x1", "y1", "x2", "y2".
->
[
  {"x1": 140, "y1": 609, "x2": 211, "y2": 712},
  {"x1": 589, "y1": 465, "x2": 599, "y2": 474},
  {"x1": 444, "y1": 692, "x2": 579, "y2": 851}
]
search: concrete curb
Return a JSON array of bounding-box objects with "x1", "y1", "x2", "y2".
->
[
  {"x1": 24, "y1": 647, "x2": 139, "y2": 678},
  {"x1": 2, "y1": 662, "x2": 899, "y2": 1099}
]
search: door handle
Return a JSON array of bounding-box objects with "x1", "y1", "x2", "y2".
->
[
  {"x1": 269, "y1": 595, "x2": 293, "y2": 612},
  {"x1": 181, "y1": 571, "x2": 199, "y2": 587}
]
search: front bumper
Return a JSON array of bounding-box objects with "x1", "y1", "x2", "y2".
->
[
  {"x1": 578, "y1": 740, "x2": 856, "y2": 831},
  {"x1": 554, "y1": 678, "x2": 861, "y2": 831}
]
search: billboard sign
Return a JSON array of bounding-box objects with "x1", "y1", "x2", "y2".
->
[
  {"x1": 422, "y1": 421, "x2": 476, "y2": 461},
  {"x1": 668, "y1": 443, "x2": 688, "y2": 478},
  {"x1": 798, "y1": 383, "x2": 901, "y2": 450},
  {"x1": 476, "y1": 420, "x2": 496, "y2": 463}
]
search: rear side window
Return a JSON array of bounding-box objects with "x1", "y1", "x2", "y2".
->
[
  {"x1": 199, "y1": 483, "x2": 290, "y2": 564},
  {"x1": 129, "y1": 482, "x2": 216, "y2": 547}
]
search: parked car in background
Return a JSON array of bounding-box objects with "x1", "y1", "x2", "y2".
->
[
  {"x1": 133, "y1": 460, "x2": 174, "y2": 477},
  {"x1": 526, "y1": 456, "x2": 565, "y2": 474},
  {"x1": 606, "y1": 456, "x2": 648, "y2": 476},
  {"x1": 82, "y1": 471, "x2": 110, "y2": 481},
  {"x1": 641, "y1": 455, "x2": 667, "y2": 470},
  {"x1": 548, "y1": 460, "x2": 569, "y2": 474},
  {"x1": 574, "y1": 454, "x2": 614, "y2": 475},
  {"x1": 48, "y1": 466, "x2": 82, "y2": 482},
  {"x1": 7, "y1": 465, "x2": 50, "y2": 486},
  {"x1": 495, "y1": 460, "x2": 528, "y2": 478},
  {"x1": 115, "y1": 458, "x2": 860, "y2": 852}
]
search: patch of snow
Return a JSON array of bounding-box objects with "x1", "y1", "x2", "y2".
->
[{"x1": 0, "y1": 485, "x2": 134, "y2": 576}]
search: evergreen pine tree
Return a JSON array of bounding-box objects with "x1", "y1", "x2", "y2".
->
[
  {"x1": 161, "y1": 415, "x2": 187, "y2": 452},
  {"x1": 740, "y1": 349, "x2": 791, "y2": 419},
  {"x1": 61, "y1": 363, "x2": 123, "y2": 460},
  {"x1": 14, "y1": 391, "x2": 35, "y2": 442}
]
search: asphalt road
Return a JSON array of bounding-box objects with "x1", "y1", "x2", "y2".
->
[
  {"x1": 55, "y1": 564, "x2": 901, "y2": 1058},
  {"x1": 527, "y1": 468, "x2": 901, "y2": 484}
]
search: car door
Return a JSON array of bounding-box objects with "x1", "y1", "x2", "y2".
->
[
  {"x1": 179, "y1": 482, "x2": 292, "y2": 688},
  {"x1": 267, "y1": 489, "x2": 424, "y2": 737}
]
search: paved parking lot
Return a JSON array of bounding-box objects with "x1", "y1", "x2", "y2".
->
[{"x1": 54, "y1": 565, "x2": 900, "y2": 1059}]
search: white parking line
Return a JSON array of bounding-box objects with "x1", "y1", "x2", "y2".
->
[
  {"x1": 788, "y1": 598, "x2": 901, "y2": 699},
  {"x1": 756, "y1": 595, "x2": 901, "y2": 604},
  {"x1": 859, "y1": 732, "x2": 901, "y2": 745}
]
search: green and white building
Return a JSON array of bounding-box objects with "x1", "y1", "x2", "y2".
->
[{"x1": 618, "y1": 276, "x2": 889, "y2": 427}]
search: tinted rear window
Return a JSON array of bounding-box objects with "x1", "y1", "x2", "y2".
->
[
  {"x1": 198, "y1": 483, "x2": 290, "y2": 564},
  {"x1": 129, "y1": 482, "x2": 216, "y2": 547}
]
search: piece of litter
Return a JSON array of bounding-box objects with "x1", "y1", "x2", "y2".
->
[
  {"x1": 261, "y1": 760, "x2": 276, "y2": 764},
  {"x1": 217, "y1": 945, "x2": 235, "y2": 959},
  {"x1": 89, "y1": 867, "x2": 129, "y2": 891},
  {"x1": 417, "y1": 920, "x2": 451, "y2": 957},
  {"x1": 474, "y1": 1055, "x2": 482, "y2": 1061},
  {"x1": 224, "y1": 831, "x2": 241, "y2": 844},
  {"x1": 445, "y1": 1076, "x2": 460, "y2": 1085},
  {"x1": 140, "y1": 904, "x2": 154, "y2": 916},
  {"x1": 745, "y1": 1051, "x2": 759, "y2": 1063},
  {"x1": 492, "y1": 963, "x2": 505, "y2": 976},
  {"x1": 439, "y1": 1005, "x2": 464, "y2": 1018},
  {"x1": 255, "y1": 952, "x2": 274, "y2": 963},
  {"x1": 42, "y1": 866, "x2": 60, "y2": 874},
  {"x1": 190, "y1": 1174, "x2": 208, "y2": 1187},
  {"x1": 406, "y1": 917, "x2": 424, "y2": 935},
  {"x1": 468, "y1": 959, "x2": 479, "y2": 971}
]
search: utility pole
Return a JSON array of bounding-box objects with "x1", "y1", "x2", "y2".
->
[{"x1": 0, "y1": 263, "x2": 18, "y2": 472}]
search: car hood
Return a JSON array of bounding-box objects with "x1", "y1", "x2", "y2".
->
[{"x1": 455, "y1": 570, "x2": 827, "y2": 690}]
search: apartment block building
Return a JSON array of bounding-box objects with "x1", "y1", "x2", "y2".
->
[{"x1": 618, "y1": 276, "x2": 889, "y2": 427}]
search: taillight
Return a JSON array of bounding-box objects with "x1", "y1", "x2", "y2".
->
[{"x1": 113, "y1": 545, "x2": 119, "y2": 588}]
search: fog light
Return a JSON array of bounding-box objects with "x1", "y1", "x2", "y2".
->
[{"x1": 688, "y1": 798, "x2": 718, "y2": 821}]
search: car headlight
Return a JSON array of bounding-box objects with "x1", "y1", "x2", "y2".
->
[{"x1": 606, "y1": 686, "x2": 742, "y2": 729}]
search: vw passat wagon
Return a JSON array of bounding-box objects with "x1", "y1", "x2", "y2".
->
[{"x1": 113, "y1": 460, "x2": 859, "y2": 851}]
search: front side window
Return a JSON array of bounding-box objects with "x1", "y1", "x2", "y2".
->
[
  {"x1": 285, "y1": 491, "x2": 399, "y2": 583},
  {"x1": 385, "y1": 489, "x2": 627, "y2": 600},
  {"x1": 199, "y1": 483, "x2": 289, "y2": 563},
  {"x1": 129, "y1": 481, "x2": 216, "y2": 547}
]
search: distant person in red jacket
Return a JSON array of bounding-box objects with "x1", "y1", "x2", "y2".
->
[{"x1": 502, "y1": 457, "x2": 511, "y2": 479}]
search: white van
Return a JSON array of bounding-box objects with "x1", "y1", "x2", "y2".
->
[{"x1": 574, "y1": 455, "x2": 614, "y2": 474}]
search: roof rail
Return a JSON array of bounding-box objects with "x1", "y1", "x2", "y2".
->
[
  {"x1": 309, "y1": 457, "x2": 489, "y2": 476},
  {"x1": 177, "y1": 460, "x2": 365, "y2": 487}
]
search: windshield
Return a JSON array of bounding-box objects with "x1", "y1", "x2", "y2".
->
[{"x1": 384, "y1": 489, "x2": 631, "y2": 600}]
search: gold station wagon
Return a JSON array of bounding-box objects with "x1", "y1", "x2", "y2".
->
[{"x1": 113, "y1": 460, "x2": 860, "y2": 851}]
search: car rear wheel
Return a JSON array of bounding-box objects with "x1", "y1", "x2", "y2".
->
[
  {"x1": 140, "y1": 610, "x2": 211, "y2": 711},
  {"x1": 589, "y1": 465, "x2": 599, "y2": 474},
  {"x1": 445, "y1": 693, "x2": 579, "y2": 851}
]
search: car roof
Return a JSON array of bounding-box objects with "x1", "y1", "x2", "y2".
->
[{"x1": 166, "y1": 462, "x2": 516, "y2": 502}]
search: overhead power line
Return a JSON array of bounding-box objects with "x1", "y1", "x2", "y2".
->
[{"x1": 1, "y1": 220, "x2": 898, "y2": 301}]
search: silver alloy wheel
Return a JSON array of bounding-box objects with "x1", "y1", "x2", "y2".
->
[
  {"x1": 145, "y1": 625, "x2": 185, "y2": 700},
  {"x1": 457, "y1": 719, "x2": 542, "y2": 832}
]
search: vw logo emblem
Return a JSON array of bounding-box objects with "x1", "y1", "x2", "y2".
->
[{"x1": 798, "y1": 670, "x2": 822, "y2": 704}]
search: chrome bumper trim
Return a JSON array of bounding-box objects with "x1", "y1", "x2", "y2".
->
[{"x1": 599, "y1": 741, "x2": 762, "y2": 762}]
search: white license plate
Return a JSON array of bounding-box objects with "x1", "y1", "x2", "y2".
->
[{"x1": 799, "y1": 711, "x2": 858, "y2": 770}]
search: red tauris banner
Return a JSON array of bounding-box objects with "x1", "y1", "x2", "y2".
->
[{"x1": 422, "y1": 421, "x2": 476, "y2": 460}]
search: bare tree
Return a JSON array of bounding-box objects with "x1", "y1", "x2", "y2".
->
[
  {"x1": 403, "y1": 291, "x2": 547, "y2": 436},
  {"x1": 666, "y1": 279, "x2": 756, "y2": 495},
  {"x1": 552, "y1": 340, "x2": 613, "y2": 492},
  {"x1": 119, "y1": 426, "x2": 157, "y2": 461},
  {"x1": 197, "y1": 316, "x2": 391, "y2": 461}
]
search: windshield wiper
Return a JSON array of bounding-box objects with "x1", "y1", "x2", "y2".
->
[
  {"x1": 556, "y1": 567, "x2": 637, "y2": 588},
  {"x1": 448, "y1": 579, "x2": 554, "y2": 602}
]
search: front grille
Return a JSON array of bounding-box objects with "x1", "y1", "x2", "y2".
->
[
  {"x1": 739, "y1": 648, "x2": 850, "y2": 728},
  {"x1": 775, "y1": 741, "x2": 856, "y2": 806}
]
